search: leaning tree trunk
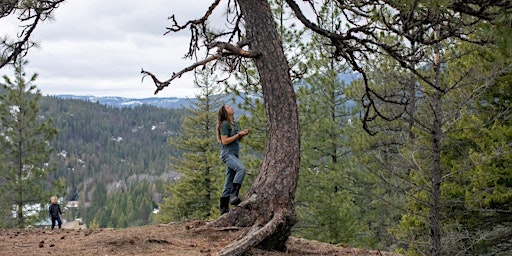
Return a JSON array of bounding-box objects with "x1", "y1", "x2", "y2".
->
[{"x1": 209, "y1": 0, "x2": 300, "y2": 255}]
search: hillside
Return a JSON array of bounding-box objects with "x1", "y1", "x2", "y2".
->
[
  {"x1": 53, "y1": 95, "x2": 194, "y2": 109},
  {"x1": 0, "y1": 221, "x2": 397, "y2": 256},
  {"x1": 38, "y1": 96, "x2": 187, "y2": 228}
]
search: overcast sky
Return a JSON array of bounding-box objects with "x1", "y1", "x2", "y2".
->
[{"x1": 1, "y1": 0, "x2": 224, "y2": 98}]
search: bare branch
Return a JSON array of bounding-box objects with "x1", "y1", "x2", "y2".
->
[
  {"x1": 142, "y1": 41, "x2": 259, "y2": 94},
  {"x1": 141, "y1": 55, "x2": 218, "y2": 95},
  {"x1": 141, "y1": 0, "x2": 255, "y2": 94},
  {"x1": 207, "y1": 41, "x2": 259, "y2": 58},
  {"x1": 164, "y1": 0, "x2": 226, "y2": 60},
  {"x1": 165, "y1": 0, "x2": 221, "y2": 33}
]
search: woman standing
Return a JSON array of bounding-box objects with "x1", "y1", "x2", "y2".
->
[{"x1": 216, "y1": 104, "x2": 249, "y2": 215}]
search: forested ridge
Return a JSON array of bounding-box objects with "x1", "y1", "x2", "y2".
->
[{"x1": 38, "y1": 96, "x2": 185, "y2": 228}]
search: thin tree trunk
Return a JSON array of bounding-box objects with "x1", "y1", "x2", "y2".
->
[
  {"x1": 17, "y1": 123, "x2": 24, "y2": 227},
  {"x1": 430, "y1": 28, "x2": 443, "y2": 256}
]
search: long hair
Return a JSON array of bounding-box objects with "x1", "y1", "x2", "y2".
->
[{"x1": 216, "y1": 105, "x2": 233, "y2": 142}]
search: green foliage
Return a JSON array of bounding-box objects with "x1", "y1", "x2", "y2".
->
[
  {"x1": 157, "y1": 69, "x2": 225, "y2": 222},
  {"x1": 438, "y1": 40, "x2": 512, "y2": 254},
  {"x1": 292, "y1": 5, "x2": 385, "y2": 247},
  {"x1": 350, "y1": 8, "x2": 512, "y2": 253},
  {"x1": 83, "y1": 181, "x2": 156, "y2": 228},
  {"x1": 0, "y1": 59, "x2": 58, "y2": 228}
]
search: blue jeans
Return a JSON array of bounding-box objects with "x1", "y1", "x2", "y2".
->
[
  {"x1": 221, "y1": 154, "x2": 246, "y2": 197},
  {"x1": 51, "y1": 216, "x2": 62, "y2": 230}
]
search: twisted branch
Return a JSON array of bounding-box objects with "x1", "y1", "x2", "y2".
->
[{"x1": 142, "y1": 41, "x2": 259, "y2": 94}]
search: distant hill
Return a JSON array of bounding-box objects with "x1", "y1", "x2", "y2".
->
[
  {"x1": 38, "y1": 96, "x2": 186, "y2": 228},
  {"x1": 53, "y1": 95, "x2": 194, "y2": 109},
  {"x1": 52, "y1": 94, "x2": 249, "y2": 113},
  {"x1": 48, "y1": 71, "x2": 360, "y2": 110}
]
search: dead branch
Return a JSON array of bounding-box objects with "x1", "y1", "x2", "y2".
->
[
  {"x1": 165, "y1": 0, "x2": 221, "y2": 33},
  {"x1": 141, "y1": 55, "x2": 219, "y2": 95},
  {"x1": 142, "y1": 41, "x2": 258, "y2": 94},
  {"x1": 207, "y1": 41, "x2": 259, "y2": 58}
]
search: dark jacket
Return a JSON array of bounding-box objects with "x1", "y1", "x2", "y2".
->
[{"x1": 49, "y1": 203, "x2": 62, "y2": 218}]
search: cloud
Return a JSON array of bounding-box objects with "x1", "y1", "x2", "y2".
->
[{"x1": 1, "y1": 0, "x2": 228, "y2": 98}]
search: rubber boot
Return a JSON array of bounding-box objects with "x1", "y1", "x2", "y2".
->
[
  {"x1": 219, "y1": 197, "x2": 230, "y2": 215},
  {"x1": 230, "y1": 183, "x2": 241, "y2": 206}
]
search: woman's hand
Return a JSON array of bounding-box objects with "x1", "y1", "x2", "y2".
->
[{"x1": 238, "y1": 129, "x2": 249, "y2": 138}]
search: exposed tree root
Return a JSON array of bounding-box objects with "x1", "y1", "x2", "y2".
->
[
  {"x1": 194, "y1": 193, "x2": 295, "y2": 255},
  {"x1": 216, "y1": 210, "x2": 286, "y2": 256},
  {"x1": 201, "y1": 193, "x2": 259, "y2": 229},
  {"x1": 192, "y1": 226, "x2": 243, "y2": 233},
  {"x1": 214, "y1": 226, "x2": 244, "y2": 231}
]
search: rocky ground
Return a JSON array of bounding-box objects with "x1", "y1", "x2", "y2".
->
[{"x1": 0, "y1": 220, "x2": 397, "y2": 255}]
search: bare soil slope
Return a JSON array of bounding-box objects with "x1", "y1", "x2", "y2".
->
[{"x1": 0, "y1": 220, "x2": 397, "y2": 255}]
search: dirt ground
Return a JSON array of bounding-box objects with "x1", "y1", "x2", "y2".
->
[{"x1": 0, "y1": 220, "x2": 398, "y2": 256}]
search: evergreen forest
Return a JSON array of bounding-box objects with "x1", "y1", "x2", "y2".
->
[{"x1": 38, "y1": 96, "x2": 186, "y2": 228}]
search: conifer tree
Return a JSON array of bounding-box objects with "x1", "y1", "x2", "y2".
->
[
  {"x1": 222, "y1": 0, "x2": 306, "y2": 199},
  {"x1": 157, "y1": 68, "x2": 225, "y2": 222},
  {"x1": 293, "y1": 2, "x2": 379, "y2": 246},
  {"x1": 348, "y1": 8, "x2": 512, "y2": 254},
  {"x1": 0, "y1": 59, "x2": 57, "y2": 228},
  {"x1": 438, "y1": 37, "x2": 512, "y2": 255}
]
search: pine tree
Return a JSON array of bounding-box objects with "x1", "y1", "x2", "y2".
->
[
  {"x1": 222, "y1": 0, "x2": 306, "y2": 203},
  {"x1": 157, "y1": 68, "x2": 225, "y2": 222},
  {"x1": 293, "y1": 2, "x2": 375, "y2": 246},
  {"x1": 0, "y1": 59, "x2": 58, "y2": 228},
  {"x1": 439, "y1": 37, "x2": 512, "y2": 255},
  {"x1": 348, "y1": 8, "x2": 512, "y2": 254}
]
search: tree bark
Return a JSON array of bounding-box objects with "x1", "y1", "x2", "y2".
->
[
  {"x1": 429, "y1": 28, "x2": 443, "y2": 256},
  {"x1": 209, "y1": 0, "x2": 300, "y2": 255}
]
